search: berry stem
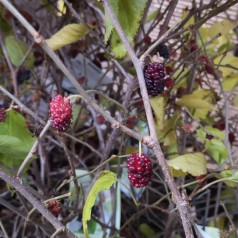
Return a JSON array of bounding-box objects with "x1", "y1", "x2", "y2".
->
[
  {"x1": 43, "y1": 192, "x2": 71, "y2": 205},
  {"x1": 139, "y1": 140, "x2": 142, "y2": 157},
  {"x1": 66, "y1": 94, "x2": 83, "y2": 102}
]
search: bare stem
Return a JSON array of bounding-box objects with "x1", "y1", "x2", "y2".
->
[
  {"x1": 103, "y1": 0, "x2": 193, "y2": 237},
  {"x1": 0, "y1": 168, "x2": 77, "y2": 238}
]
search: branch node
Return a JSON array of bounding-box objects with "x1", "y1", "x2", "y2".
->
[
  {"x1": 141, "y1": 136, "x2": 155, "y2": 149},
  {"x1": 34, "y1": 32, "x2": 43, "y2": 44},
  {"x1": 112, "y1": 123, "x2": 120, "y2": 129}
]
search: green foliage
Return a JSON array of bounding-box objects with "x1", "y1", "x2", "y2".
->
[
  {"x1": 46, "y1": 24, "x2": 89, "y2": 50},
  {"x1": 168, "y1": 153, "x2": 207, "y2": 177},
  {"x1": 5, "y1": 35, "x2": 34, "y2": 68},
  {"x1": 0, "y1": 109, "x2": 36, "y2": 171},
  {"x1": 82, "y1": 170, "x2": 117, "y2": 238},
  {"x1": 150, "y1": 96, "x2": 166, "y2": 130},
  {"x1": 205, "y1": 139, "x2": 228, "y2": 164},
  {"x1": 104, "y1": 0, "x2": 148, "y2": 58}
]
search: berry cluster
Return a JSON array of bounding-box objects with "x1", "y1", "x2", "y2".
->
[
  {"x1": 49, "y1": 95, "x2": 72, "y2": 132},
  {"x1": 143, "y1": 62, "x2": 166, "y2": 96},
  {"x1": 157, "y1": 43, "x2": 170, "y2": 59},
  {"x1": 47, "y1": 200, "x2": 61, "y2": 216},
  {"x1": 0, "y1": 108, "x2": 6, "y2": 123},
  {"x1": 127, "y1": 153, "x2": 152, "y2": 188}
]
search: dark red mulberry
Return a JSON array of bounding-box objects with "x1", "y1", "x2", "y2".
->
[
  {"x1": 143, "y1": 62, "x2": 166, "y2": 96},
  {"x1": 127, "y1": 153, "x2": 152, "y2": 188}
]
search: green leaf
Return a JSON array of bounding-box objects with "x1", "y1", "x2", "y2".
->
[
  {"x1": 150, "y1": 96, "x2": 166, "y2": 130},
  {"x1": 46, "y1": 24, "x2": 89, "y2": 50},
  {"x1": 146, "y1": 9, "x2": 159, "y2": 23},
  {"x1": 214, "y1": 54, "x2": 238, "y2": 78},
  {"x1": 104, "y1": 0, "x2": 119, "y2": 43},
  {"x1": 158, "y1": 113, "x2": 178, "y2": 146},
  {"x1": 104, "y1": 0, "x2": 148, "y2": 58},
  {"x1": 168, "y1": 153, "x2": 207, "y2": 177},
  {"x1": 196, "y1": 129, "x2": 207, "y2": 143},
  {"x1": 206, "y1": 20, "x2": 235, "y2": 39},
  {"x1": 5, "y1": 35, "x2": 34, "y2": 68},
  {"x1": 217, "y1": 170, "x2": 238, "y2": 188},
  {"x1": 0, "y1": 135, "x2": 29, "y2": 159},
  {"x1": 204, "y1": 126, "x2": 225, "y2": 140},
  {"x1": 0, "y1": 109, "x2": 36, "y2": 170},
  {"x1": 195, "y1": 224, "x2": 220, "y2": 238},
  {"x1": 176, "y1": 97, "x2": 213, "y2": 110},
  {"x1": 0, "y1": 15, "x2": 11, "y2": 33},
  {"x1": 205, "y1": 139, "x2": 228, "y2": 164},
  {"x1": 181, "y1": 9, "x2": 194, "y2": 29},
  {"x1": 222, "y1": 73, "x2": 238, "y2": 91},
  {"x1": 82, "y1": 170, "x2": 117, "y2": 238},
  {"x1": 139, "y1": 223, "x2": 156, "y2": 237}
]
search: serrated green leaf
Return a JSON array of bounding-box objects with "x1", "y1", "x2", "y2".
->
[
  {"x1": 105, "y1": 0, "x2": 148, "y2": 58},
  {"x1": 46, "y1": 24, "x2": 89, "y2": 50},
  {"x1": 104, "y1": 0, "x2": 119, "y2": 43},
  {"x1": 150, "y1": 96, "x2": 166, "y2": 130},
  {"x1": 83, "y1": 170, "x2": 116, "y2": 238},
  {"x1": 5, "y1": 35, "x2": 34, "y2": 68},
  {"x1": 0, "y1": 109, "x2": 36, "y2": 170},
  {"x1": 205, "y1": 139, "x2": 228, "y2": 164},
  {"x1": 168, "y1": 153, "x2": 207, "y2": 177}
]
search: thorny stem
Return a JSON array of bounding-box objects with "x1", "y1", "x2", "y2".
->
[{"x1": 104, "y1": 0, "x2": 193, "y2": 237}]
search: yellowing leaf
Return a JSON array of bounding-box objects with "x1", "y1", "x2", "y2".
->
[
  {"x1": 214, "y1": 54, "x2": 238, "y2": 78},
  {"x1": 222, "y1": 73, "x2": 238, "y2": 91},
  {"x1": 176, "y1": 89, "x2": 213, "y2": 110},
  {"x1": 82, "y1": 170, "x2": 116, "y2": 238},
  {"x1": 46, "y1": 24, "x2": 89, "y2": 50},
  {"x1": 181, "y1": 9, "x2": 194, "y2": 29},
  {"x1": 168, "y1": 153, "x2": 207, "y2": 177},
  {"x1": 150, "y1": 96, "x2": 166, "y2": 130},
  {"x1": 176, "y1": 98, "x2": 213, "y2": 110},
  {"x1": 157, "y1": 113, "x2": 178, "y2": 146},
  {"x1": 206, "y1": 20, "x2": 235, "y2": 39},
  {"x1": 57, "y1": 0, "x2": 66, "y2": 16}
]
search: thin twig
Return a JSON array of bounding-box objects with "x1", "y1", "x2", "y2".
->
[
  {"x1": 17, "y1": 120, "x2": 51, "y2": 177},
  {"x1": 0, "y1": 168, "x2": 77, "y2": 238}
]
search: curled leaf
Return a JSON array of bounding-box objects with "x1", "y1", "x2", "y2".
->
[{"x1": 82, "y1": 170, "x2": 116, "y2": 238}]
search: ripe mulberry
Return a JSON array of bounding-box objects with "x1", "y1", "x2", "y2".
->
[
  {"x1": 143, "y1": 62, "x2": 166, "y2": 96},
  {"x1": 127, "y1": 153, "x2": 152, "y2": 188},
  {"x1": 49, "y1": 95, "x2": 72, "y2": 132}
]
